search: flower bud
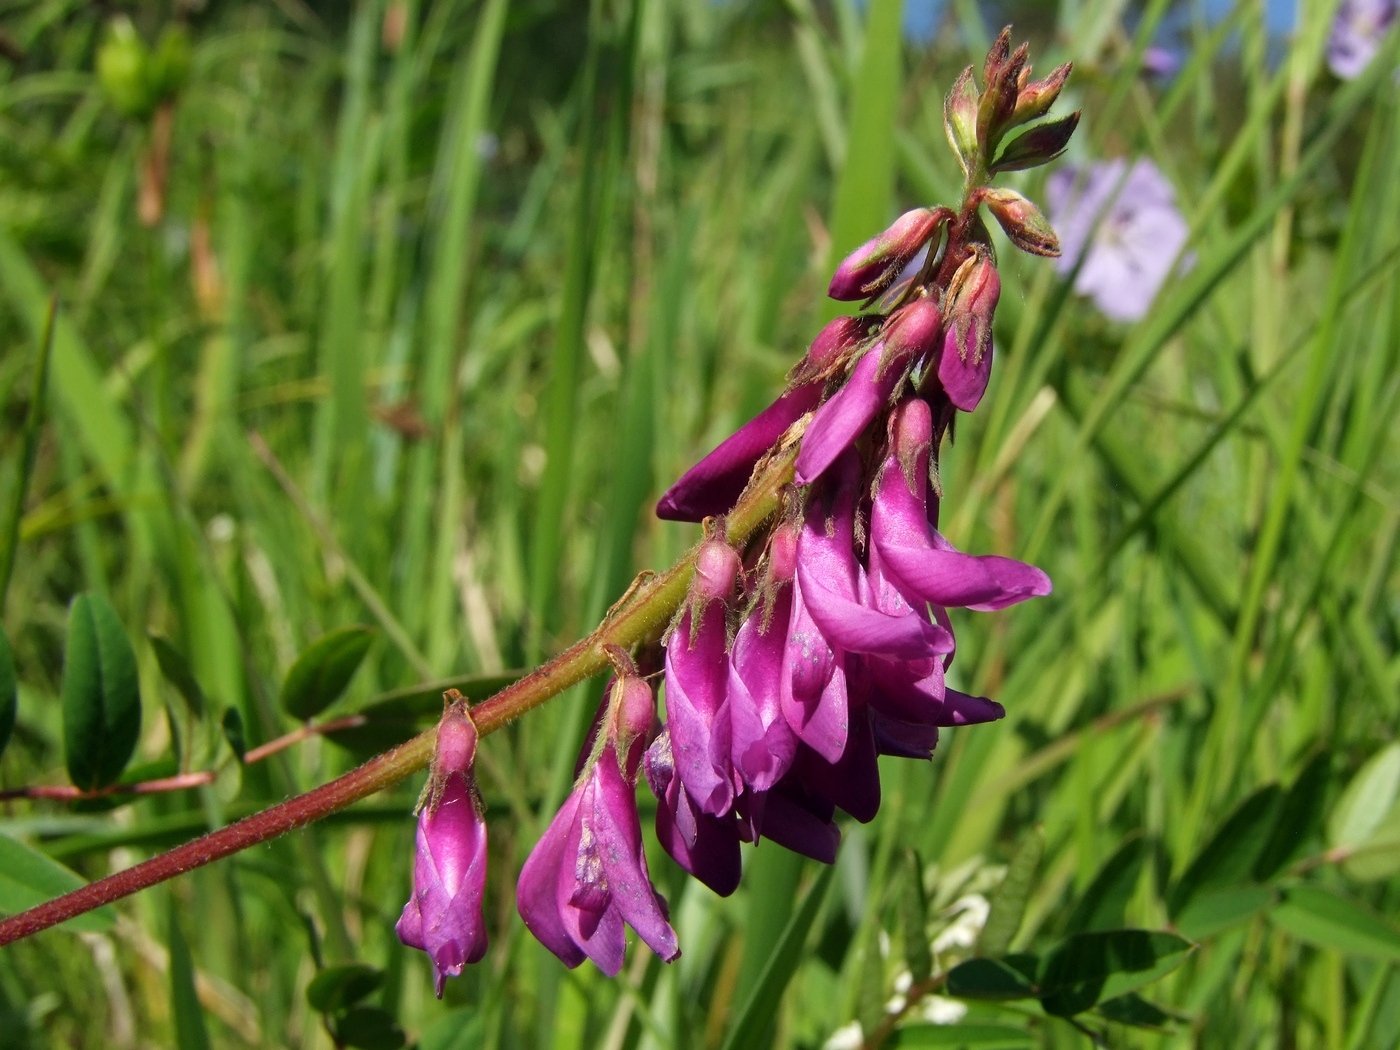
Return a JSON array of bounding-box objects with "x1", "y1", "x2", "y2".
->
[
  {"x1": 609, "y1": 673, "x2": 657, "y2": 775},
  {"x1": 768, "y1": 523, "x2": 800, "y2": 585},
  {"x1": 938, "y1": 250, "x2": 1000, "y2": 412},
  {"x1": 1011, "y1": 62, "x2": 1072, "y2": 127},
  {"x1": 992, "y1": 110, "x2": 1081, "y2": 174},
  {"x1": 977, "y1": 35, "x2": 1029, "y2": 152},
  {"x1": 943, "y1": 66, "x2": 980, "y2": 175},
  {"x1": 879, "y1": 297, "x2": 943, "y2": 375},
  {"x1": 891, "y1": 398, "x2": 934, "y2": 489},
  {"x1": 791, "y1": 316, "x2": 869, "y2": 386},
  {"x1": 981, "y1": 188, "x2": 1060, "y2": 257},
  {"x1": 828, "y1": 208, "x2": 945, "y2": 302},
  {"x1": 694, "y1": 539, "x2": 741, "y2": 603}
]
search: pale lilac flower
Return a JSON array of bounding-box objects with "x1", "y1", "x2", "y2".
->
[
  {"x1": 1046, "y1": 158, "x2": 1190, "y2": 322},
  {"x1": 1328, "y1": 0, "x2": 1396, "y2": 79},
  {"x1": 516, "y1": 676, "x2": 678, "y2": 976},
  {"x1": 396, "y1": 704, "x2": 489, "y2": 996}
]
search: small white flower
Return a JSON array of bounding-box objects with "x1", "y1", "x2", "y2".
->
[
  {"x1": 932, "y1": 894, "x2": 990, "y2": 953},
  {"x1": 917, "y1": 995, "x2": 969, "y2": 1025},
  {"x1": 822, "y1": 1021, "x2": 864, "y2": 1050}
]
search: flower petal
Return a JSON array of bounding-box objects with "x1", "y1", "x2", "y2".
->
[
  {"x1": 664, "y1": 605, "x2": 735, "y2": 816},
  {"x1": 657, "y1": 383, "x2": 823, "y2": 522},
  {"x1": 516, "y1": 790, "x2": 588, "y2": 970},
  {"x1": 794, "y1": 348, "x2": 900, "y2": 485}
]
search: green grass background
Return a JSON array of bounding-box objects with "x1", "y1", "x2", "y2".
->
[{"x1": 1, "y1": 0, "x2": 1398, "y2": 1046}]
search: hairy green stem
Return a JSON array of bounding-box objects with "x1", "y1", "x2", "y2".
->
[{"x1": 0, "y1": 446, "x2": 795, "y2": 947}]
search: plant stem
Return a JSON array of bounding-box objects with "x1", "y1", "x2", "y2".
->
[
  {"x1": 0, "y1": 715, "x2": 368, "y2": 801},
  {"x1": 0, "y1": 445, "x2": 795, "y2": 947},
  {"x1": 0, "y1": 295, "x2": 56, "y2": 618}
]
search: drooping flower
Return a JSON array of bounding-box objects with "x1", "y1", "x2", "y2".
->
[
  {"x1": 657, "y1": 317, "x2": 867, "y2": 523},
  {"x1": 664, "y1": 540, "x2": 741, "y2": 815},
  {"x1": 396, "y1": 697, "x2": 489, "y2": 996},
  {"x1": 1045, "y1": 158, "x2": 1190, "y2": 322},
  {"x1": 645, "y1": 730, "x2": 744, "y2": 897},
  {"x1": 516, "y1": 674, "x2": 678, "y2": 976},
  {"x1": 1328, "y1": 0, "x2": 1397, "y2": 79}
]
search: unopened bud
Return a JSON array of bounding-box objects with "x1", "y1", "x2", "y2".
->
[
  {"x1": 879, "y1": 298, "x2": 943, "y2": 375},
  {"x1": 800, "y1": 316, "x2": 868, "y2": 379},
  {"x1": 938, "y1": 250, "x2": 1000, "y2": 412},
  {"x1": 992, "y1": 111, "x2": 1081, "y2": 174},
  {"x1": 611, "y1": 674, "x2": 656, "y2": 751},
  {"x1": 694, "y1": 539, "x2": 741, "y2": 602},
  {"x1": 943, "y1": 67, "x2": 980, "y2": 175},
  {"x1": 97, "y1": 18, "x2": 154, "y2": 120},
  {"x1": 828, "y1": 209, "x2": 945, "y2": 302},
  {"x1": 435, "y1": 694, "x2": 479, "y2": 780},
  {"x1": 977, "y1": 38, "x2": 1029, "y2": 152},
  {"x1": 767, "y1": 524, "x2": 800, "y2": 584},
  {"x1": 980, "y1": 188, "x2": 1060, "y2": 257},
  {"x1": 1012, "y1": 63, "x2": 1072, "y2": 127},
  {"x1": 891, "y1": 398, "x2": 934, "y2": 488}
]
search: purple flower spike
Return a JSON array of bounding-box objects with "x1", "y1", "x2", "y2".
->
[
  {"x1": 872, "y1": 402, "x2": 1051, "y2": 612},
  {"x1": 795, "y1": 299, "x2": 942, "y2": 485},
  {"x1": 657, "y1": 383, "x2": 823, "y2": 522},
  {"x1": 937, "y1": 253, "x2": 1000, "y2": 412},
  {"x1": 396, "y1": 701, "x2": 489, "y2": 996},
  {"x1": 828, "y1": 208, "x2": 945, "y2": 301},
  {"x1": 517, "y1": 678, "x2": 679, "y2": 976},
  {"x1": 645, "y1": 731, "x2": 743, "y2": 897},
  {"x1": 664, "y1": 541, "x2": 740, "y2": 815},
  {"x1": 727, "y1": 526, "x2": 800, "y2": 794},
  {"x1": 1328, "y1": 0, "x2": 1397, "y2": 79}
]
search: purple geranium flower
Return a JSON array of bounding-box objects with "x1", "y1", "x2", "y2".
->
[
  {"x1": 396, "y1": 703, "x2": 489, "y2": 996},
  {"x1": 516, "y1": 675, "x2": 679, "y2": 976},
  {"x1": 1046, "y1": 158, "x2": 1190, "y2": 322},
  {"x1": 1328, "y1": 0, "x2": 1397, "y2": 79}
]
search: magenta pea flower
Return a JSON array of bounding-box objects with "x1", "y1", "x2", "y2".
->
[
  {"x1": 396, "y1": 697, "x2": 489, "y2": 997},
  {"x1": 656, "y1": 317, "x2": 867, "y2": 522},
  {"x1": 1045, "y1": 158, "x2": 1190, "y2": 323},
  {"x1": 664, "y1": 540, "x2": 741, "y2": 815},
  {"x1": 937, "y1": 249, "x2": 1000, "y2": 413},
  {"x1": 645, "y1": 730, "x2": 744, "y2": 897},
  {"x1": 516, "y1": 673, "x2": 679, "y2": 976},
  {"x1": 794, "y1": 299, "x2": 942, "y2": 485},
  {"x1": 725, "y1": 524, "x2": 800, "y2": 795},
  {"x1": 828, "y1": 207, "x2": 947, "y2": 301},
  {"x1": 1328, "y1": 0, "x2": 1397, "y2": 79}
]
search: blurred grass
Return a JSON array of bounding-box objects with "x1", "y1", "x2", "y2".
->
[{"x1": 0, "y1": 0, "x2": 1398, "y2": 1047}]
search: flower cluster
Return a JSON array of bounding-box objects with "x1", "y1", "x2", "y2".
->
[{"x1": 397, "y1": 28, "x2": 1070, "y2": 993}]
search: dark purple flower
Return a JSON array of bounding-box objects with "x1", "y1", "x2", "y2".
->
[
  {"x1": 645, "y1": 730, "x2": 743, "y2": 897},
  {"x1": 396, "y1": 703, "x2": 489, "y2": 996},
  {"x1": 726, "y1": 525, "x2": 800, "y2": 794},
  {"x1": 1328, "y1": 0, "x2": 1396, "y2": 79},
  {"x1": 783, "y1": 452, "x2": 951, "y2": 764},
  {"x1": 1046, "y1": 158, "x2": 1190, "y2": 322},
  {"x1": 794, "y1": 300, "x2": 942, "y2": 486},
  {"x1": 664, "y1": 540, "x2": 740, "y2": 815},
  {"x1": 516, "y1": 675, "x2": 679, "y2": 976},
  {"x1": 658, "y1": 317, "x2": 867, "y2": 522}
]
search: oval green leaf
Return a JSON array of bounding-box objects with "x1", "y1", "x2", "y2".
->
[
  {"x1": 945, "y1": 955, "x2": 1039, "y2": 1000},
  {"x1": 1328, "y1": 743, "x2": 1400, "y2": 853},
  {"x1": 62, "y1": 592, "x2": 142, "y2": 790},
  {"x1": 307, "y1": 964, "x2": 384, "y2": 1014},
  {"x1": 149, "y1": 634, "x2": 206, "y2": 718},
  {"x1": 0, "y1": 627, "x2": 16, "y2": 758},
  {"x1": 1270, "y1": 884, "x2": 1400, "y2": 962},
  {"x1": 978, "y1": 824, "x2": 1044, "y2": 957},
  {"x1": 1167, "y1": 785, "x2": 1281, "y2": 921},
  {"x1": 1038, "y1": 930, "x2": 1195, "y2": 1017},
  {"x1": 0, "y1": 832, "x2": 116, "y2": 933},
  {"x1": 280, "y1": 626, "x2": 375, "y2": 721},
  {"x1": 325, "y1": 1005, "x2": 406, "y2": 1050}
]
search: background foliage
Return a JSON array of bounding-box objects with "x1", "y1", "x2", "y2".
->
[{"x1": 1, "y1": 0, "x2": 1398, "y2": 1046}]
